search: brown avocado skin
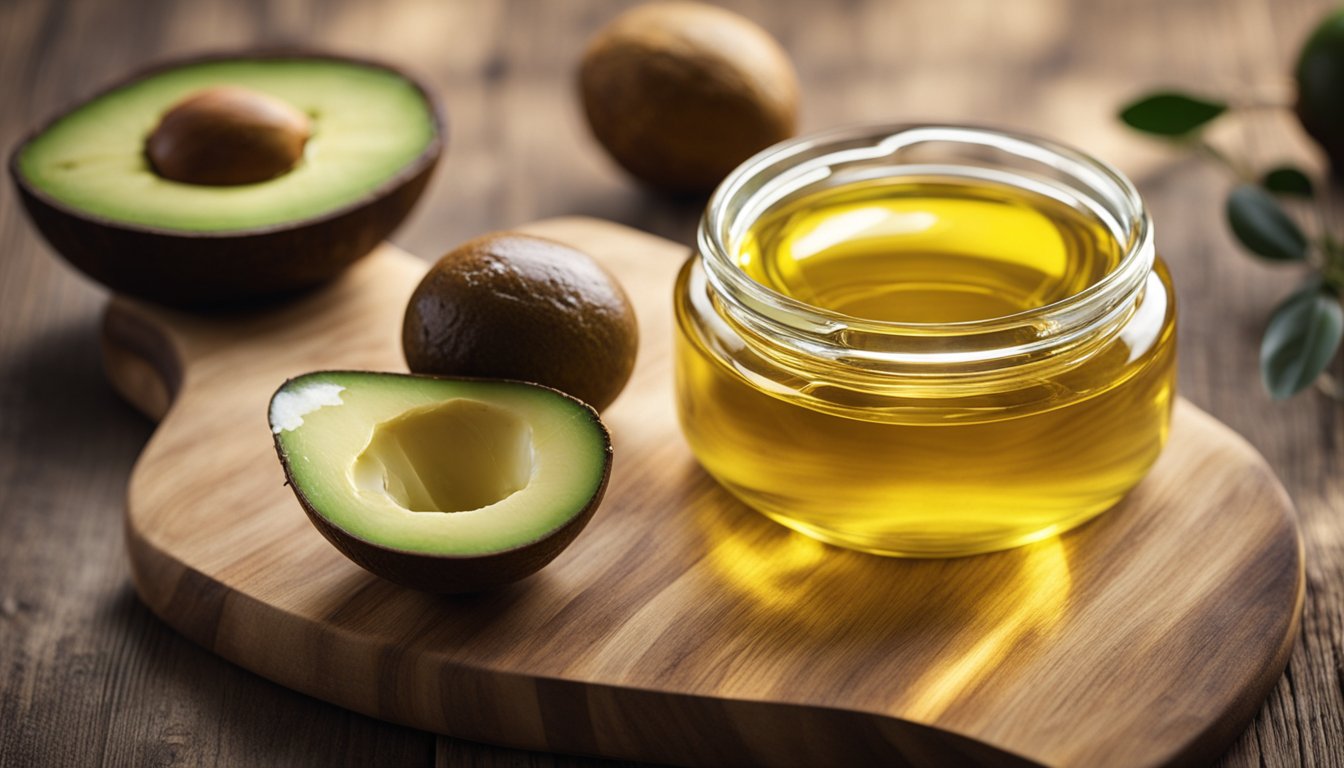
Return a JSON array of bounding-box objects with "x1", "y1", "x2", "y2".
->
[
  {"x1": 9, "y1": 51, "x2": 444, "y2": 310},
  {"x1": 579, "y1": 2, "x2": 798, "y2": 194},
  {"x1": 403, "y1": 233, "x2": 639, "y2": 412},
  {"x1": 270, "y1": 373, "x2": 613, "y2": 594}
]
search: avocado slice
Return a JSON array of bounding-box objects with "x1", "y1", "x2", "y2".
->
[
  {"x1": 269, "y1": 371, "x2": 612, "y2": 593},
  {"x1": 10, "y1": 52, "x2": 443, "y2": 307}
]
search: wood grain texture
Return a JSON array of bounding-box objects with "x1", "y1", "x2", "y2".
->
[
  {"x1": 99, "y1": 217, "x2": 1302, "y2": 768},
  {"x1": 3, "y1": 1, "x2": 1343, "y2": 767}
]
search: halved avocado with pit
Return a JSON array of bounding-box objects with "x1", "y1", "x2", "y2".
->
[
  {"x1": 10, "y1": 52, "x2": 443, "y2": 308},
  {"x1": 269, "y1": 371, "x2": 612, "y2": 593}
]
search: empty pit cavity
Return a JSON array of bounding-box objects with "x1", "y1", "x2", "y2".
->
[{"x1": 352, "y1": 399, "x2": 534, "y2": 513}]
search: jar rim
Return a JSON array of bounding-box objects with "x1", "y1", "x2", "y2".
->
[{"x1": 697, "y1": 123, "x2": 1155, "y2": 364}]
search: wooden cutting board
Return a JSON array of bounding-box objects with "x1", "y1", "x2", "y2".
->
[{"x1": 102, "y1": 216, "x2": 1303, "y2": 768}]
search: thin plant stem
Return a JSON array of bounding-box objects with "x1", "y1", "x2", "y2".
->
[
  {"x1": 1196, "y1": 138, "x2": 1253, "y2": 181},
  {"x1": 1315, "y1": 371, "x2": 1343, "y2": 401},
  {"x1": 1229, "y1": 98, "x2": 1294, "y2": 112},
  {"x1": 1323, "y1": 240, "x2": 1344, "y2": 291},
  {"x1": 1313, "y1": 199, "x2": 1331, "y2": 245}
]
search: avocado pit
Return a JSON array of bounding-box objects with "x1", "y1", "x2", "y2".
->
[
  {"x1": 146, "y1": 86, "x2": 311, "y2": 185},
  {"x1": 403, "y1": 232, "x2": 639, "y2": 412}
]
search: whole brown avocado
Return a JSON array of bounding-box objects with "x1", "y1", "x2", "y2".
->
[
  {"x1": 403, "y1": 233, "x2": 639, "y2": 411},
  {"x1": 579, "y1": 2, "x2": 799, "y2": 194}
]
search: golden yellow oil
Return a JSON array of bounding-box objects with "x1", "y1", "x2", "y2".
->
[
  {"x1": 675, "y1": 176, "x2": 1176, "y2": 556},
  {"x1": 738, "y1": 178, "x2": 1124, "y2": 322}
]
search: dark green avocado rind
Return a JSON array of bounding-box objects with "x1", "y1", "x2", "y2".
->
[
  {"x1": 269, "y1": 371, "x2": 614, "y2": 594},
  {"x1": 8, "y1": 51, "x2": 445, "y2": 309}
]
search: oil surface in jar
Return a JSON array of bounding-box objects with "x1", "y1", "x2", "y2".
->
[
  {"x1": 737, "y1": 177, "x2": 1124, "y2": 323},
  {"x1": 676, "y1": 175, "x2": 1176, "y2": 556}
]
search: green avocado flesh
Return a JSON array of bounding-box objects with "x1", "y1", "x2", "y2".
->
[
  {"x1": 269, "y1": 372, "x2": 608, "y2": 556},
  {"x1": 19, "y1": 59, "x2": 435, "y2": 232}
]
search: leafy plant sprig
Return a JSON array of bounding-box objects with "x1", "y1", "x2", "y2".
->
[{"x1": 1119, "y1": 90, "x2": 1344, "y2": 399}]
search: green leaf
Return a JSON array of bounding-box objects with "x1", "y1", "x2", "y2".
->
[
  {"x1": 1261, "y1": 284, "x2": 1344, "y2": 399},
  {"x1": 1119, "y1": 91, "x2": 1228, "y2": 136},
  {"x1": 1226, "y1": 184, "x2": 1309, "y2": 261},
  {"x1": 1261, "y1": 166, "x2": 1315, "y2": 197}
]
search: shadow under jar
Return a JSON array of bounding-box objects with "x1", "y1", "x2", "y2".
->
[{"x1": 675, "y1": 125, "x2": 1177, "y2": 557}]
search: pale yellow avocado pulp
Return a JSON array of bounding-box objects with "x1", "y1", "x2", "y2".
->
[
  {"x1": 19, "y1": 59, "x2": 435, "y2": 231},
  {"x1": 269, "y1": 372, "x2": 607, "y2": 556}
]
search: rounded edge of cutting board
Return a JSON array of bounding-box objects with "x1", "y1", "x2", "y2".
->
[{"x1": 102, "y1": 217, "x2": 1304, "y2": 768}]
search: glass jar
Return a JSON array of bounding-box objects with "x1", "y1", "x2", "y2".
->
[{"x1": 674, "y1": 124, "x2": 1176, "y2": 557}]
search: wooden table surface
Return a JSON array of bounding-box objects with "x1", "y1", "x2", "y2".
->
[{"x1": 1, "y1": 0, "x2": 1340, "y2": 766}]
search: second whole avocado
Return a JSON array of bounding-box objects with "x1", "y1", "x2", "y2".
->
[
  {"x1": 403, "y1": 232, "x2": 639, "y2": 411},
  {"x1": 579, "y1": 2, "x2": 799, "y2": 194}
]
